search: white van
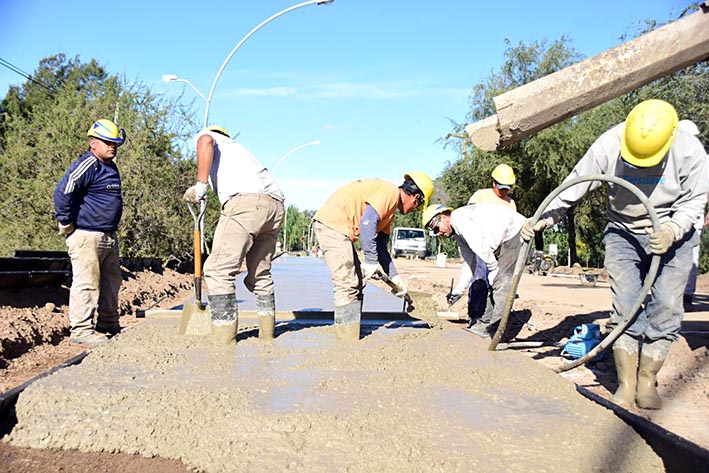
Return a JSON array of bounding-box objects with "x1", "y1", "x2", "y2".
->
[{"x1": 391, "y1": 227, "x2": 427, "y2": 259}]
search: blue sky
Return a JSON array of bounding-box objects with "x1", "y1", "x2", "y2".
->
[{"x1": 0, "y1": 0, "x2": 689, "y2": 210}]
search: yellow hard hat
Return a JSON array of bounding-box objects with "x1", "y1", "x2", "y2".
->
[
  {"x1": 206, "y1": 125, "x2": 231, "y2": 138},
  {"x1": 620, "y1": 99, "x2": 678, "y2": 168},
  {"x1": 87, "y1": 119, "x2": 125, "y2": 145},
  {"x1": 404, "y1": 171, "x2": 434, "y2": 210},
  {"x1": 421, "y1": 204, "x2": 453, "y2": 228},
  {"x1": 491, "y1": 163, "x2": 516, "y2": 187}
]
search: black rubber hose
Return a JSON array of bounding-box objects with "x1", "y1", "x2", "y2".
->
[{"x1": 487, "y1": 175, "x2": 661, "y2": 374}]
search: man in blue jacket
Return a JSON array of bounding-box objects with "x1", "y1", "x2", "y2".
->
[{"x1": 54, "y1": 119, "x2": 125, "y2": 346}]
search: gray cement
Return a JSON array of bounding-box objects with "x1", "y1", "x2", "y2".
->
[
  {"x1": 199, "y1": 255, "x2": 407, "y2": 312},
  {"x1": 6, "y1": 317, "x2": 662, "y2": 473}
]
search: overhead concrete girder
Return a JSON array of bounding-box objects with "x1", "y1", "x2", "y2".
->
[{"x1": 466, "y1": 3, "x2": 709, "y2": 152}]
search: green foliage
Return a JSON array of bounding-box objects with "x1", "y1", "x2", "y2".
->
[
  {"x1": 0, "y1": 54, "x2": 198, "y2": 259},
  {"x1": 282, "y1": 205, "x2": 314, "y2": 252},
  {"x1": 700, "y1": 229, "x2": 709, "y2": 275}
]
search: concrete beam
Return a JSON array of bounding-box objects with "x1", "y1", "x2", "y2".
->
[{"x1": 466, "y1": 5, "x2": 709, "y2": 151}]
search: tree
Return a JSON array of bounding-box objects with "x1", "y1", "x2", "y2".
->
[
  {"x1": 0, "y1": 54, "x2": 198, "y2": 259},
  {"x1": 282, "y1": 205, "x2": 314, "y2": 252}
]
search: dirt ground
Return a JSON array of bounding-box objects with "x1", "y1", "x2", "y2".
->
[{"x1": 0, "y1": 256, "x2": 706, "y2": 471}]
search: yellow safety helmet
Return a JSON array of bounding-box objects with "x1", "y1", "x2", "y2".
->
[
  {"x1": 87, "y1": 119, "x2": 125, "y2": 145},
  {"x1": 403, "y1": 171, "x2": 434, "y2": 210},
  {"x1": 206, "y1": 125, "x2": 231, "y2": 138},
  {"x1": 620, "y1": 99, "x2": 678, "y2": 168},
  {"x1": 421, "y1": 204, "x2": 453, "y2": 228},
  {"x1": 491, "y1": 163, "x2": 516, "y2": 187}
]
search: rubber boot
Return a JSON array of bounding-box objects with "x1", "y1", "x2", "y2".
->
[
  {"x1": 208, "y1": 293, "x2": 238, "y2": 346},
  {"x1": 256, "y1": 294, "x2": 276, "y2": 340},
  {"x1": 636, "y1": 355, "x2": 665, "y2": 409},
  {"x1": 612, "y1": 335, "x2": 639, "y2": 408},
  {"x1": 334, "y1": 300, "x2": 361, "y2": 341},
  {"x1": 636, "y1": 340, "x2": 669, "y2": 409}
]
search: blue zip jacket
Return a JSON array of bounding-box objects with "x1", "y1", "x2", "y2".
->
[{"x1": 53, "y1": 151, "x2": 123, "y2": 232}]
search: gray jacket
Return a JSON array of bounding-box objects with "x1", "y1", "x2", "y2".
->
[{"x1": 541, "y1": 122, "x2": 708, "y2": 239}]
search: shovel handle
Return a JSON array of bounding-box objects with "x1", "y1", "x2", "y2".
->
[
  {"x1": 187, "y1": 201, "x2": 207, "y2": 307},
  {"x1": 374, "y1": 269, "x2": 415, "y2": 309}
]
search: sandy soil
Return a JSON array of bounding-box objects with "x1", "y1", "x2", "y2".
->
[{"x1": 0, "y1": 257, "x2": 706, "y2": 472}]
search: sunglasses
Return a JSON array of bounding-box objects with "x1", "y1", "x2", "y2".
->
[{"x1": 428, "y1": 215, "x2": 441, "y2": 234}]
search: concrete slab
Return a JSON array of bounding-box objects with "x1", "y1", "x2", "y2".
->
[{"x1": 183, "y1": 255, "x2": 409, "y2": 313}]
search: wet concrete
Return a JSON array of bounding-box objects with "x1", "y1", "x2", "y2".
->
[
  {"x1": 6, "y1": 318, "x2": 663, "y2": 472},
  {"x1": 219, "y1": 255, "x2": 409, "y2": 312}
]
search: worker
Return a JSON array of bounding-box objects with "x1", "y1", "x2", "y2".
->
[
  {"x1": 422, "y1": 202, "x2": 526, "y2": 340},
  {"x1": 467, "y1": 163, "x2": 517, "y2": 210},
  {"x1": 465, "y1": 163, "x2": 518, "y2": 327},
  {"x1": 53, "y1": 119, "x2": 126, "y2": 346},
  {"x1": 183, "y1": 126, "x2": 285, "y2": 345},
  {"x1": 312, "y1": 172, "x2": 434, "y2": 341},
  {"x1": 678, "y1": 120, "x2": 706, "y2": 312},
  {"x1": 521, "y1": 100, "x2": 708, "y2": 410}
]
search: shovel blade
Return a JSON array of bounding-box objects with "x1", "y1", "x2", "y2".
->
[{"x1": 177, "y1": 303, "x2": 211, "y2": 336}]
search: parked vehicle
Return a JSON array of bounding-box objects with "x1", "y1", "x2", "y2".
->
[{"x1": 391, "y1": 227, "x2": 427, "y2": 259}]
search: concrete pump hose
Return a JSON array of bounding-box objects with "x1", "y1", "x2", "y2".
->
[{"x1": 488, "y1": 175, "x2": 661, "y2": 375}]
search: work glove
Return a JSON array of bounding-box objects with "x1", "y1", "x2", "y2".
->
[
  {"x1": 389, "y1": 275, "x2": 408, "y2": 298},
  {"x1": 58, "y1": 222, "x2": 75, "y2": 237},
  {"x1": 183, "y1": 181, "x2": 208, "y2": 203},
  {"x1": 646, "y1": 223, "x2": 677, "y2": 255},
  {"x1": 360, "y1": 262, "x2": 379, "y2": 285},
  {"x1": 446, "y1": 291, "x2": 463, "y2": 307},
  {"x1": 520, "y1": 217, "x2": 553, "y2": 242}
]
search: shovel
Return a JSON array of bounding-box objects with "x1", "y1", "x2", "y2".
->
[
  {"x1": 371, "y1": 270, "x2": 446, "y2": 328},
  {"x1": 372, "y1": 269, "x2": 415, "y2": 312},
  {"x1": 436, "y1": 278, "x2": 460, "y2": 319},
  {"x1": 178, "y1": 200, "x2": 211, "y2": 336}
]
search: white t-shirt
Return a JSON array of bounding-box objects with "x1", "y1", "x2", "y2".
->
[{"x1": 194, "y1": 130, "x2": 285, "y2": 206}]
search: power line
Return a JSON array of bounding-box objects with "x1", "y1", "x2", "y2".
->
[{"x1": 0, "y1": 57, "x2": 54, "y2": 93}]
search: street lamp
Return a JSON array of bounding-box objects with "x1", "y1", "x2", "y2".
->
[
  {"x1": 203, "y1": 0, "x2": 334, "y2": 127},
  {"x1": 272, "y1": 140, "x2": 320, "y2": 173},
  {"x1": 162, "y1": 0, "x2": 334, "y2": 127},
  {"x1": 276, "y1": 140, "x2": 321, "y2": 254},
  {"x1": 161, "y1": 74, "x2": 208, "y2": 102}
]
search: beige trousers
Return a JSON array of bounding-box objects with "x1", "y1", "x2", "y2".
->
[
  {"x1": 204, "y1": 194, "x2": 284, "y2": 296},
  {"x1": 65, "y1": 229, "x2": 122, "y2": 335},
  {"x1": 313, "y1": 221, "x2": 363, "y2": 306}
]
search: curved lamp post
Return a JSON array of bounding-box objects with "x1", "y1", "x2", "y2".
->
[
  {"x1": 272, "y1": 140, "x2": 320, "y2": 173},
  {"x1": 275, "y1": 140, "x2": 321, "y2": 254},
  {"x1": 162, "y1": 0, "x2": 334, "y2": 127},
  {"x1": 203, "y1": 0, "x2": 333, "y2": 127},
  {"x1": 161, "y1": 74, "x2": 208, "y2": 102}
]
